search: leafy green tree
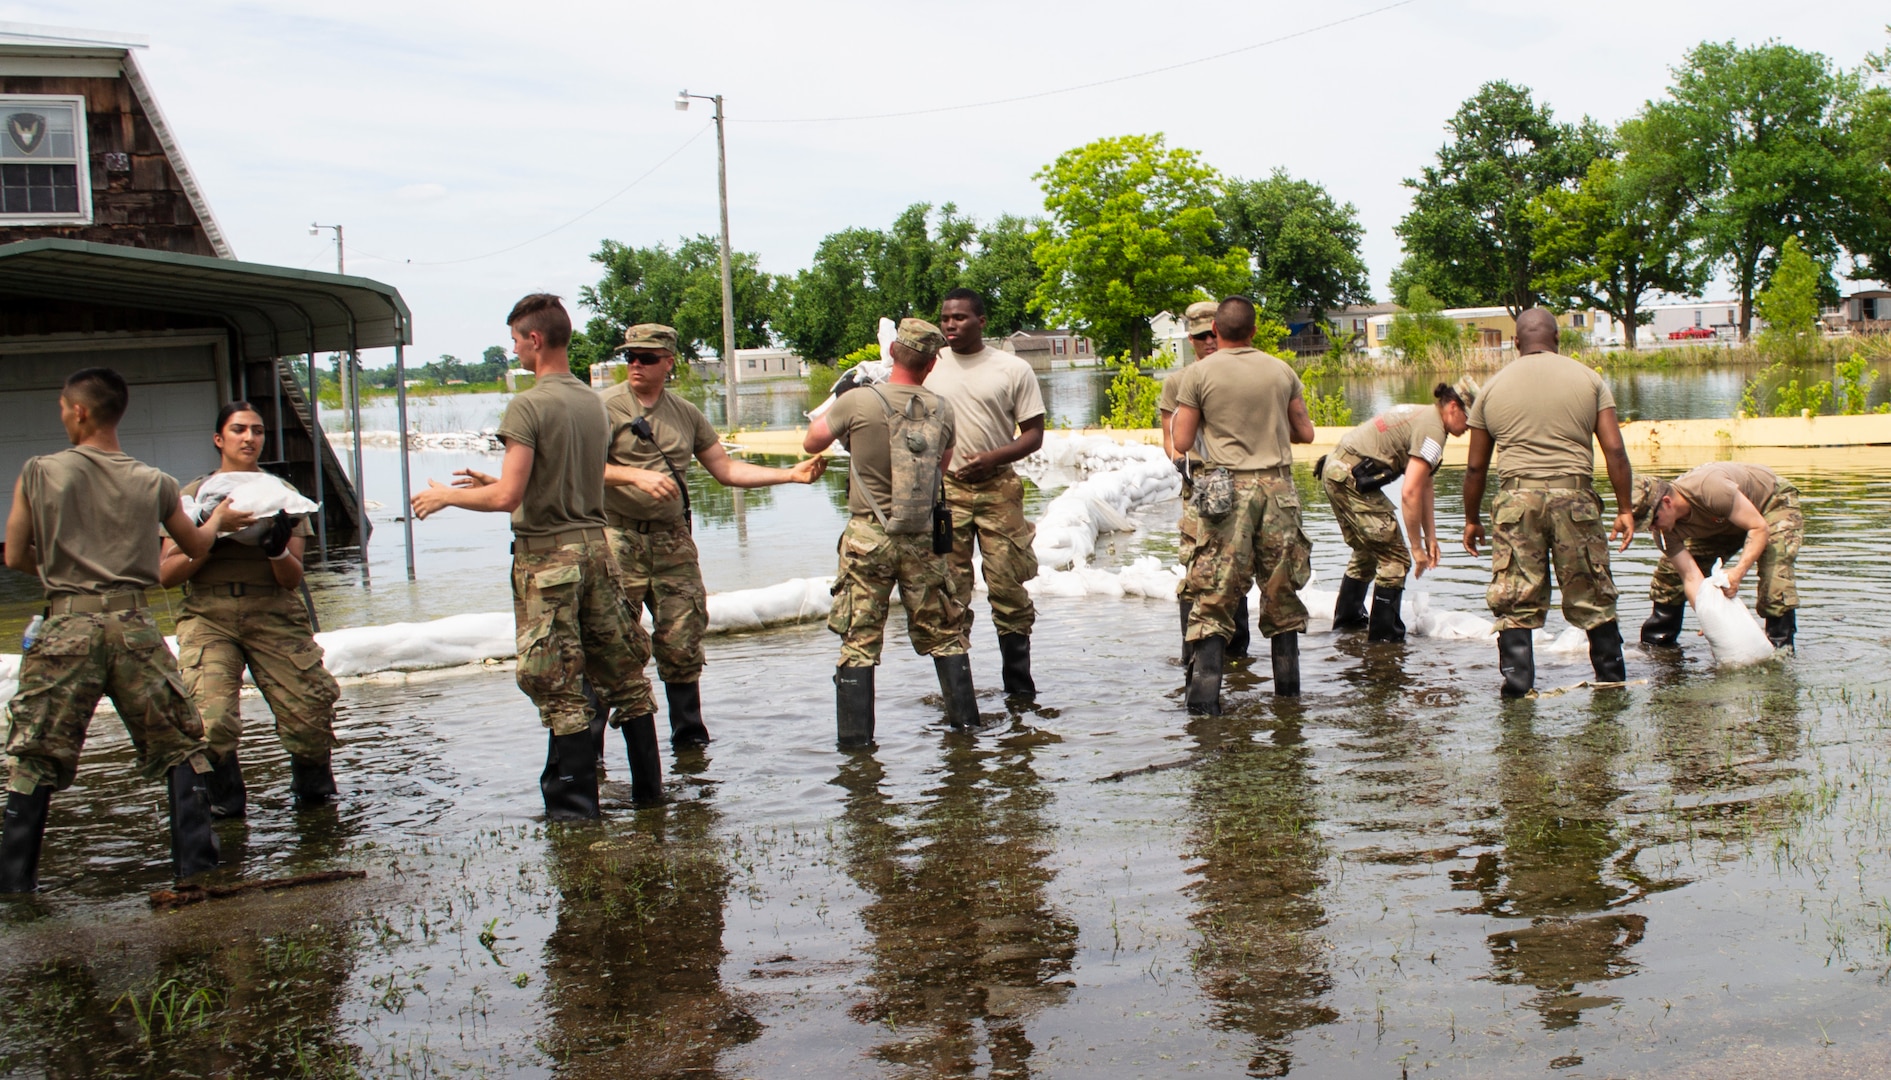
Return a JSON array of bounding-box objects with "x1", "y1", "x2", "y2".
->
[
  {"x1": 1031, "y1": 134, "x2": 1250, "y2": 358},
  {"x1": 961, "y1": 214, "x2": 1048, "y2": 336},
  {"x1": 777, "y1": 203, "x2": 980, "y2": 361},
  {"x1": 1629, "y1": 41, "x2": 1857, "y2": 339},
  {"x1": 1395, "y1": 81, "x2": 1612, "y2": 316},
  {"x1": 1217, "y1": 169, "x2": 1372, "y2": 322},
  {"x1": 1754, "y1": 235, "x2": 1824, "y2": 362},
  {"x1": 1842, "y1": 34, "x2": 1891, "y2": 284},
  {"x1": 578, "y1": 234, "x2": 782, "y2": 362},
  {"x1": 1529, "y1": 153, "x2": 1702, "y2": 348},
  {"x1": 1384, "y1": 285, "x2": 1461, "y2": 362}
]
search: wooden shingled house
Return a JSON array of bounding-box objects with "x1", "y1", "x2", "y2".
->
[{"x1": 0, "y1": 22, "x2": 413, "y2": 564}]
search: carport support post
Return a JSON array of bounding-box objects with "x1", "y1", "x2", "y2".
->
[
  {"x1": 347, "y1": 328, "x2": 368, "y2": 584},
  {"x1": 306, "y1": 346, "x2": 328, "y2": 562},
  {"x1": 395, "y1": 341, "x2": 415, "y2": 580}
]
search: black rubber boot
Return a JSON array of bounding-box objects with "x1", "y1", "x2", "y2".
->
[
  {"x1": 1367, "y1": 585, "x2": 1406, "y2": 643},
  {"x1": 1641, "y1": 602, "x2": 1685, "y2": 647},
  {"x1": 588, "y1": 707, "x2": 609, "y2": 779},
  {"x1": 997, "y1": 634, "x2": 1035, "y2": 698},
  {"x1": 167, "y1": 762, "x2": 221, "y2": 880},
  {"x1": 1498, "y1": 628, "x2": 1535, "y2": 698},
  {"x1": 1178, "y1": 600, "x2": 1195, "y2": 666},
  {"x1": 1186, "y1": 635, "x2": 1225, "y2": 715},
  {"x1": 202, "y1": 749, "x2": 247, "y2": 819},
  {"x1": 835, "y1": 666, "x2": 876, "y2": 750},
  {"x1": 1333, "y1": 576, "x2": 1371, "y2": 632},
  {"x1": 1588, "y1": 621, "x2": 1627, "y2": 684},
  {"x1": 934, "y1": 654, "x2": 982, "y2": 730},
  {"x1": 1270, "y1": 632, "x2": 1302, "y2": 697},
  {"x1": 1765, "y1": 610, "x2": 1797, "y2": 650},
  {"x1": 0, "y1": 786, "x2": 52, "y2": 894},
  {"x1": 540, "y1": 730, "x2": 601, "y2": 821},
  {"x1": 665, "y1": 681, "x2": 711, "y2": 747},
  {"x1": 620, "y1": 713, "x2": 664, "y2": 806},
  {"x1": 1229, "y1": 595, "x2": 1253, "y2": 658},
  {"x1": 289, "y1": 754, "x2": 338, "y2": 807}
]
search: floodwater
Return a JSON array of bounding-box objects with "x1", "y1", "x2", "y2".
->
[{"x1": 5, "y1": 428, "x2": 1891, "y2": 1076}]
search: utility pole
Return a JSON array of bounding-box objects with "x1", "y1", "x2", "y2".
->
[{"x1": 677, "y1": 90, "x2": 739, "y2": 428}]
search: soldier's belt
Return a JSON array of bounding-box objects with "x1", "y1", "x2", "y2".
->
[
  {"x1": 46, "y1": 590, "x2": 146, "y2": 615},
  {"x1": 606, "y1": 513, "x2": 687, "y2": 535},
  {"x1": 1499, "y1": 475, "x2": 1593, "y2": 490},
  {"x1": 185, "y1": 581, "x2": 283, "y2": 598},
  {"x1": 1226, "y1": 466, "x2": 1292, "y2": 479},
  {"x1": 512, "y1": 527, "x2": 607, "y2": 553}
]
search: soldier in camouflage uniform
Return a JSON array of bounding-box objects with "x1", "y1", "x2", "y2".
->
[
  {"x1": 805, "y1": 318, "x2": 976, "y2": 747},
  {"x1": 1169, "y1": 297, "x2": 1317, "y2": 712},
  {"x1": 601, "y1": 323, "x2": 825, "y2": 749},
  {"x1": 1461, "y1": 310, "x2": 1636, "y2": 697},
  {"x1": 1161, "y1": 300, "x2": 1251, "y2": 662},
  {"x1": 159, "y1": 402, "x2": 340, "y2": 818},
  {"x1": 412, "y1": 294, "x2": 660, "y2": 817},
  {"x1": 1321, "y1": 378, "x2": 1478, "y2": 643},
  {"x1": 929, "y1": 289, "x2": 1046, "y2": 698},
  {"x1": 1630, "y1": 464, "x2": 1803, "y2": 650},
  {"x1": 3, "y1": 368, "x2": 252, "y2": 891}
]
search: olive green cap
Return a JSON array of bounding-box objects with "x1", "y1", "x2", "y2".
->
[
  {"x1": 1630, "y1": 474, "x2": 1672, "y2": 527},
  {"x1": 1184, "y1": 301, "x2": 1217, "y2": 335},
  {"x1": 616, "y1": 323, "x2": 678, "y2": 354},
  {"x1": 896, "y1": 317, "x2": 947, "y2": 357}
]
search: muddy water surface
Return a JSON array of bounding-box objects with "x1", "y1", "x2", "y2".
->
[{"x1": 4, "y1": 458, "x2": 1891, "y2": 1078}]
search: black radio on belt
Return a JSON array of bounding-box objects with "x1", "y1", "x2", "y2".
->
[{"x1": 931, "y1": 480, "x2": 952, "y2": 555}]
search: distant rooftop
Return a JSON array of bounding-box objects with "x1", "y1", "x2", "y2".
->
[{"x1": 0, "y1": 22, "x2": 146, "y2": 50}]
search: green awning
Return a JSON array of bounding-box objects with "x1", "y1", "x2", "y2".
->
[{"x1": 0, "y1": 237, "x2": 411, "y2": 358}]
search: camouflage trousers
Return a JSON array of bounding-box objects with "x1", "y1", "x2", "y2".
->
[
  {"x1": 1650, "y1": 486, "x2": 1802, "y2": 617},
  {"x1": 511, "y1": 537, "x2": 656, "y2": 737},
  {"x1": 5, "y1": 608, "x2": 209, "y2": 794},
  {"x1": 1486, "y1": 486, "x2": 1618, "y2": 631},
  {"x1": 608, "y1": 521, "x2": 708, "y2": 684},
  {"x1": 1176, "y1": 495, "x2": 1203, "y2": 599},
  {"x1": 1321, "y1": 455, "x2": 1410, "y2": 589},
  {"x1": 945, "y1": 468, "x2": 1038, "y2": 642},
  {"x1": 828, "y1": 516, "x2": 968, "y2": 667},
  {"x1": 176, "y1": 586, "x2": 341, "y2": 762},
  {"x1": 1184, "y1": 473, "x2": 1312, "y2": 643}
]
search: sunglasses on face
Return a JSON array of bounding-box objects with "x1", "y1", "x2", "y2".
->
[
  {"x1": 624, "y1": 352, "x2": 668, "y2": 366},
  {"x1": 1190, "y1": 332, "x2": 1214, "y2": 342}
]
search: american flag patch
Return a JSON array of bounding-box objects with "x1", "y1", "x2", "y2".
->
[{"x1": 1419, "y1": 437, "x2": 1442, "y2": 464}]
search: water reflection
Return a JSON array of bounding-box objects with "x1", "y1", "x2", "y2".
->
[
  {"x1": 537, "y1": 802, "x2": 756, "y2": 1077},
  {"x1": 831, "y1": 730, "x2": 1077, "y2": 1076},
  {"x1": 1182, "y1": 711, "x2": 1336, "y2": 1076},
  {"x1": 1469, "y1": 695, "x2": 1642, "y2": 1029}
]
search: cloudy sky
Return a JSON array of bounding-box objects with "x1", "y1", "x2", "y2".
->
[{"x1": 10, "y1": 1, "x2": 1887, "y2": 364}]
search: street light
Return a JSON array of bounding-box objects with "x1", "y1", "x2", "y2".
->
[
  {"x1": 675, "y1": 89, "x2": 738, "y2": 429},
  {"x1": 309, "y1": 222, "x2": 367, "y2": 576},
  {"x1": 309, "y1": 222, "x2": 343, "y2": 274}
]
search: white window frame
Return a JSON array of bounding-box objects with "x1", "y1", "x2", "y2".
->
[{"x1": 0, "y1": 94, "x2": 92, "y2": 225}]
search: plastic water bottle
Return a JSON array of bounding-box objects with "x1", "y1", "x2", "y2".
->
[{"x1": 22, "y1": 614, "x2": 42, "y2": 652}]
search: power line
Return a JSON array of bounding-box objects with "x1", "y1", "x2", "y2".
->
[
  {"x1": 734, "y1": 0, "x2": 1421, "y2": 125},
  {"x1": 348, "y1": 122, "x2": 715, "y2": 267}
]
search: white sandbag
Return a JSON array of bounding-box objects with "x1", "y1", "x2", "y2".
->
[
  {"x1": 1694, "y1": 571, "x2": 1775, "y2": 667},
  {"x1": 1411, "y1": 592, "x2": 1495, "y2": 640},
  {"x1": 807, "y1": 318, "x2": 897, "y2": 421},
  {"x1": 182, "y1": 472, "x2": 321, "y2": 543},
  {"x1": 315, "y1": 612, "x2": 516, "y2": 677},
  {"x1": 706, "y1": 577, "x2": 836, "y2": 633},
  {"x1": 0, "y1": 652, "x2": 17, "y2": 708}
]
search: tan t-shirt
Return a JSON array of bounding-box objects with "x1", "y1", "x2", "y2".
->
[
  {"x1": 1173, "y1": 347, "x2": 1304, "y2": 470},
  {"x1": 495, "y1": 371, "x2": 608, "y2": 537},
  {"x1": 601, "y1": 385, "x2": 719, "y2": 524},
  {"x1": 825, "y1": 383, "x2": 956, "y2": 519},
  {"x1": 923, "y1": 346, "x2": 1044, "y2": 467},
  {"x1": 182, "y1": 473, "x2": 313, "y2": 586},
  {"x1": 1339, "y1": 403, "x2": 1449, "y2": 474},
  {"x1": 19, "y1": 445, "x2": 181, "y2": 598},
  {"x1": 1663, "y1": 462, "x2": 1782, "y2": 543},
  {"x1": 1468, "y1": 351, "x2": 1616, "y2": 479}
]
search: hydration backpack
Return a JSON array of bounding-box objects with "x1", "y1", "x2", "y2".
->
[{"x1": 861, "y1": 384, "x2": 948, "y2": 535}]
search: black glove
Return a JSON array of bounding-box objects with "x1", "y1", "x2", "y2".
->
[
  {"x1": 262, "y1": 512, "x2": 296, "y2": 559},
  {"x1": 832, "y1": 368, "x2": 864, "y2": 397},
  {"x1": 1173, "y1": 456, "x2": 1192, "y2": 481}
]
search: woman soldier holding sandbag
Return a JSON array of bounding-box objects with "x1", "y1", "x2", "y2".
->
[
  {"x1": 158, "y1": 401, "x2": 341, "y2": 817},
  {"x1": 1319, "y1": 379, "x2": 1478, "y2": 642}
]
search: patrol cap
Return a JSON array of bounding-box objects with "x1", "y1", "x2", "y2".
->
[
  {"x1": 1451, "y1": 375, "x2": 1481, "y2": 409},
  {"x1": 1184, "y1": 301, "x2": 1217, "y2": 335},
  {"x1": 616, "y1": 323, "x2": 678, "y2": 354},
  {"x1": 895, "y1": 317, "x2": 947, "y2": 357},
  {"x1": 1629, "y1": 474, "x2": 1672, "y2": 527}
]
